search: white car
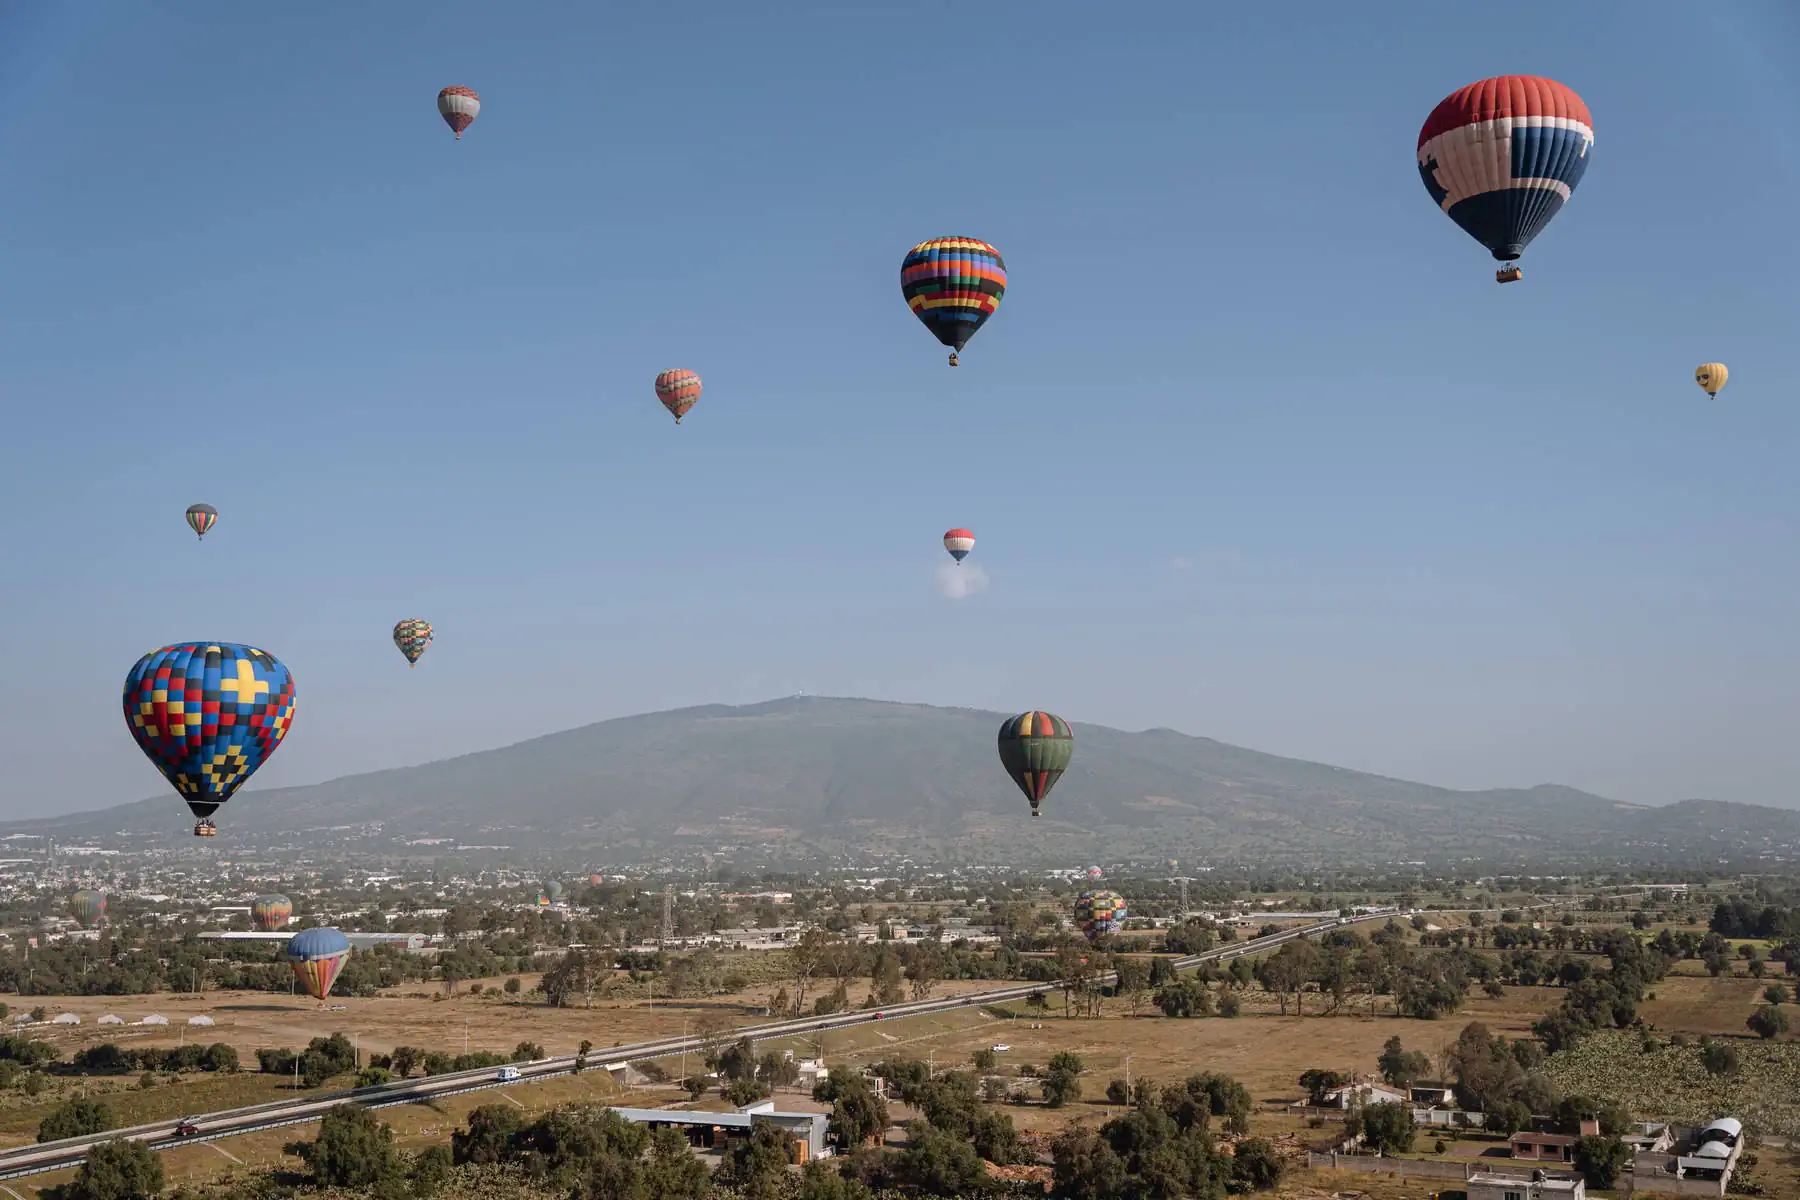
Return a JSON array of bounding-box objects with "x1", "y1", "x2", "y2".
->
[
  {"x1": 989, "y1": 1044, "x2": 1011, "y2": 1053},
  {"x1": 497, "y1": 1065, "x2": 522, "y2": 1082}
]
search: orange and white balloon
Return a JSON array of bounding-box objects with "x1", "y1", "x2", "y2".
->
[{"x1": 437, "y1": 86, "x2": 480, "y2": 140}]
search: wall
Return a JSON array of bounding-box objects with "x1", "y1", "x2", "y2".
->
[
  {"x1": 1305, "y1": 1153, "x2": 1584, "y2": 1186},
  {"x1": 1627, "y1": 1170, "x2": 1726, "y2": 1199}
]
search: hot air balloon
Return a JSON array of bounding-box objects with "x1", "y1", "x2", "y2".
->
[
  {"x1": 997, "y1": 711, "x2": 1073, "y2": 819},
  {"x1": 1696, "y1": 363, "x2": 1729, "y2": 399},
  {"x1": 122, "y1": 644, "x2": 297, "y2": 838},
  {"x1": 185, "y1": 504, "x2": 218, "y2": 540},
  {"x1": 544, "y1": 880, "x2": 564, "y2": 903},
  {"x1": 655, "y1": 370, "x2": 701, "y2": 424},
  {"x1": 943, "y1": 529, "x2": 975, "y2": 563},
  {"x1": 69, "y1": 890, "x2": 106, "y2": 929},
  {"x1": 1417, "y1": 76, "x2": 1593, "y2": 283},
  {"x1": 437, "y1": 86, "x2": 480, "y2": 140},
  {"x1": 392, "y1": 619, "x2": 434, "y2": 667},
  {"x1": 286, "y1": 927, "x2": 351, "y2": 1001},
  {"x1": 901, "y1": 237, "x2": 1006, "y2": 366},
  {"x1": 1074, "y1": 890, "x2": 1128, "y2": 939},
  {"x1": 252, "y1": 894, "x2": 293, "y2": 932}
]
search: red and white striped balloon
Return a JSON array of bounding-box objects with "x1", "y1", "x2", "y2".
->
[{"x1": 437, "y1": 86, "x2": 480, "y2": 140}]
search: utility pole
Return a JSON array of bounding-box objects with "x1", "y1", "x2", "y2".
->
[
  {"x1": 1125, "y1": 1054, "x2": 1132, "y2": 1100},
  {"x1": 661, "y1": 884, "x2": 675, "y2": 948}
]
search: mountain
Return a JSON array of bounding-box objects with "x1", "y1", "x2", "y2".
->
[{"x1": 27, "y1": 697, "x2": 1800, "y2": 865}]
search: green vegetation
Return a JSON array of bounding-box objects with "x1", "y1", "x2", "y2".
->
[{"x1": 1546, "y1": 1028, "x2": 1800, "y2": 1138}]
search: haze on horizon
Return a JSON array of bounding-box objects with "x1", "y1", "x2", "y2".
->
[{"x1": 5, "y1": 3, "x2": 1800, "y2": 822}]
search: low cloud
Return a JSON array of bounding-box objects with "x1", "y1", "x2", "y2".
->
[{"x1": 935, "y1": 562, "x2": 990, "y2": 599}]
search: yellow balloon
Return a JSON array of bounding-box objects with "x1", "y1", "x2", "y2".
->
[{"x1": 1695, "y1": 363, "x2": 1729, "y2": 398}]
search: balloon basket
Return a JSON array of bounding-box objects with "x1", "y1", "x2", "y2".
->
[{"x1": 1495, "y1": 267, "x2": 1522, "y2": 284}]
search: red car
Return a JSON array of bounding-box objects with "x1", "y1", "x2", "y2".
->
[
  {"x1": 872, "y1": 1012, "x2": 884, "y2": 1019},
  {"x1": 173, "y1": 1119, "x2": 200, "y2": 1138}
]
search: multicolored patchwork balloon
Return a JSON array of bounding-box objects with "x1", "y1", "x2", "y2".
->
[
  {"x1": 1417, "y1": 76, "x2": 1593, "y2": 271},
  {"x1": 392, "y1": 619, "x2": 434, "y2": 667},
  {"x1": 655, "y1": 369, "x2": 702, "y2": 424},
  {"x1": 252, "y1": 894, "x2": 293, "y2": 932},
  {"x1": 901, "y1": 237, "x2": 1006, "y2": 366},
  {"x1": 185, "y1": 504, "x2": 218, "y2": 540},
  {"x1": 1075, "y1": 890, "x2": 1128, "y2": 939},
  {"x1": 943, "y1": 528, "x2": 975, "y2": 563},
  {"x1": 286, "y1": 927, "x2": 351, "y2": 1000},
  {"x1": 69, "y1": 890, "x2": 107, "y2": 929},
  {"x1": 997, "y1": 710, "x2": 1073, "y2": 818},
  {"x1": 437, "y1": 86, "x2": 480, "y2": 140},
  {"x1": 122, "y1": 643, "x2": 297, "y2": 827}
]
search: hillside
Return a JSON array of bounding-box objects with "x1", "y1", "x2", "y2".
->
[{"x1": 28, "y1": 697, "x2": 1800, "y2": 864}]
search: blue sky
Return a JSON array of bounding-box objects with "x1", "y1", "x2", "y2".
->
[{"x1": 5, "y1": 2, "x2": 1800, "y2": 819}]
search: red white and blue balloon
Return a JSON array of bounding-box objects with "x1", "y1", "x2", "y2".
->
[
  {"x1": 1416, "y1": 75, "x2": 1593, "y2": 264},
  {"x1": 437, "y1": 86, "x2": 480, "y2": 140},
  {"x1": 943, "y1": 528, "x2": 975, "y2": 563}
]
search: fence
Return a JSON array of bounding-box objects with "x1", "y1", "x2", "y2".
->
[
  {"x1": 1287, "y1": 1104, "x2": 1487, "y2": 1128},
  {"x1": 1628, "y1": 1164, "x2": 1727, "y2": 1198}
]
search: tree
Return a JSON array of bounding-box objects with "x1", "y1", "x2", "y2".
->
[
  {"x1": 451, "y1": 1103, "x2": 524, "y2": 1165},
  {"x1": 798, "y1": 1159, "x2": 875, "y2": 1200},
  {"x1": 720, "y1": 1121, "x2": 798, "y2": 1200},
  {"x1": 814, "y1": 1067, "x2": 888, "y2": 1148},
  {"x1": 1748, "y1": 1004, "x2": 1789, "y2": 1040},
  {"x1": 503, "y1": 976, "x2": 521, "y2": 995},
  {"x1": 1298, "y1": 1069, "x2": 1345, "y2": 1107},
  {"x1": 1231, "y1": 1136, "x2": 1285, "y2": 1191},
  {"x1": 512, "y1": 1040, "x2": 545, "y2": 1062},
  {"x1": 1155, "y1": 979, "x2": 1212, "y2": 1018},
  {"x1": 1701, "y1": 1041, "x2": 1741, "y2": 1075},
  {"x1": 1764, "y1": 983, "x2": 1790, "y2": 1006},
  {"x1": 1377, "y1": 1035, "x2": 1432, "y2": 1088},
  {"x1": 971, "y1": 1047, "x2": 996, "y2": 1072},
  {"x1": 1042, "y1": 1051, "x2": 1084, "y2": 1107},
  {"x1": 390, "y1": 1045, "x2": 422, "y2": 1078},
  {"x1": 38, "y1": 1098, "x2": 116, "y2": 1144},
  {"x1": 287, "y1": 1104, "x2": 402, "y2": 1188},
  {"x1": 1573, "y1": 1135, "x2": 1630, "y2": 1189},
  {"x1": 1351, "y1": 1102, "x2": 1415, "y2": 1155},
  {"x1": 42, "y1": 1137, "x2": 164, "y2": 1200},
  {"x1": 894, "y1": 1120, "x2": 987, "y2": 1196}
]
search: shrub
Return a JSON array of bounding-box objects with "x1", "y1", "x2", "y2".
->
[
  {"x1": 51, "y1": 1135, "x2": 163, "y2": 1200},
  {"x1": 286, "y1": 1104, "x2": 402, "y2": 1188},
  {"x1": 38, "y1": 1098, "x2": 115, "y2": 1144}
]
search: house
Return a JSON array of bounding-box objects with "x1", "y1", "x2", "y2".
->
[
  {"x1": 600, "y1": 1104, "x2": 827, "y2": 1163},
  {"x1": 1467, "y1": 1170, "x2": 1586, "y2": 1200},
  {"x1": 1409, "y1": 1081, "x2": 1456, "y2": 1106},
  {"x1": 1322, "y1": 1081, "x2": 1408, "y2": 1109},
  {"x1": 1509, "y1": 1130, "x2": 1584, "y2": 1163}
]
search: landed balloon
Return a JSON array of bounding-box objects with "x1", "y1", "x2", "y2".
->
[
  {"x1": 392, "y1": 619, "x2": 434, "y2": 667},
  {"x1": 1696, "y1": 363, "x2": 1729, "y2": 399},
  {"x1": 69, "y1": 890, "x2": 107, "y2": 929},
  {"x1": 122, "y1": 643, "x2": 297, "y2": 837},
  {"x1": 1075, "y1": 890, "x2": 1128, "y2": 939},
  {"x1": 1417, "y1": 76, "x2": 1593, "y2": 281},
  {"x1": 286, "y1": 927, "x2": 351, "y2": 1000},
  {"x1": 437, "y1": 86, "x2": 480, "y2": 139},
  {"x1": 252, "y1": 894, "x2": 293, "y2": 932},
  {"x1": 655, "y1": 369, "x2": 701, "y2": 424},
  {"x1": 997, "y1": 710, "x2": 1073, "y2": 818},
  {"x1": 185, "y1": 504, "x2": 218, "y2": 540},
  {"x1": 943, "y1": 528, "x2": 975, "y2": 563},
  {"x1": 901, "y1": 237, "x2": 1006, "y2": 366},
  {"x1": 544, "y1": 880, "x2": 564, "y2": 903}
]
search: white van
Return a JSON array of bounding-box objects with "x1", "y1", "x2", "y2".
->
[{"x1": 497, "y1": 1065, "x2": 522, "y2": 1082}]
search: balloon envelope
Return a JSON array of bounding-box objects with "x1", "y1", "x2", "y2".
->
[
  {"x1": 437, "y1": 86, "x2": 480, "y2": 139},
  {"x1": 943, "y1": 528, "x2": 975, "y2": 563},
  {"x1": 1417, "y1": 76, "x2": 1593, "y2": 262},
  {"x1": 1696, "y1": 363, "x2": 1729, "y2": 397},
  {"x1": 286, "y1": 927, "x2": 352, "y2": 1000},
  {"x1": 185, "y1": 504, "x2": 218, "y2": 540},
  {"x1": 901, "y1": 237, "x2": 1006, "y2": 354},
  {"x1": 122, "y1": 644, "x2": 297, "y2": 823},
  {"x1": 655, "y1": 370, "x2": 701, "y2": 423},
  {"x1": 252, "y1": 895, "x2": 293, "y2": 932},
  {"x1": 393, "y1": 619, "x2": 434, "y2": 667},
  {"x1": 1075, "y1": 890, "x2": 1127, "y2": 938},
  {"x1": 69, "y1": 890, "x2": 106, "y2": 929},
  {"x1": 997, "y1": 711, "x2": 1073, "y2": 818}
]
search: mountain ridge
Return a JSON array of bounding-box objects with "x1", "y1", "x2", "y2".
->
[{"x1": 28, "y1": 696, "x2": 1800, "y2": 865}]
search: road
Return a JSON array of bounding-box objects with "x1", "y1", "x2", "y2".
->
[{"x1": 0, "y1": 907, "x2": 1437, "y2": 1181}]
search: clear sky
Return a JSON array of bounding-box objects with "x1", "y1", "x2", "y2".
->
[{"x1": 5, "y1": 2, "x2": 1800, "y2": 819}]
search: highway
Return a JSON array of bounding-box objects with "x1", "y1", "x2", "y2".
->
[{"x1": 0, "y1": 909, "x2": 1397, "y2": 1181}]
